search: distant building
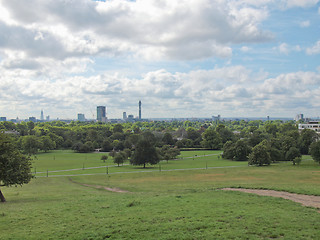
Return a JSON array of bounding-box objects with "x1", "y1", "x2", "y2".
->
[
  {"x1": 123, "y1": 112, "x2": 127, "y2": 120},
  {"x1": 0, "y1": 117, "x2": 6, "y2": 122},
  {"x1": 298, "y1": 121, "x2": 320, "y2": 133},
  {"x1": 212, "y1": 115, "x2": 221, "y2": 121},
  {"x1": 295, "y1": 114, "x2": 304, "y2": 122},
  {"x1": 46, "y1": 115, "x2": 50, "y2": 121},
  {"x1": 139, "y1": 101, "x2": 141, "y2": 120},
  {"x1": 97, "y1": 106, "x2": 106, "y2": 122},
  {"x1": 29, "y1": 117, "x2": 36, "y2": 122},
  {"x1": 78, "y1": 113, "x2": 85, "y2": 121},
  {"x1": 40, "y1": 110, "x2": 44, "y2": 121},
  {"x1": 128, "y1": 114, "x2": 134, "y2": 122}
]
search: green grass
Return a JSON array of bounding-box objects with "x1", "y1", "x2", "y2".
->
[
  {"x1": 1, "y1": 150, "x2": 320, "y2": 239},
  {"x1": 32, "y1": 150, "x2": 246, "y2": 177}
]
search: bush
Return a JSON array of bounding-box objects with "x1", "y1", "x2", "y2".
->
[
  {"x1": 101, "y1": 155, "x2": 108, "y2": 162},
  {"x1": 293, "y1": 156, "x2": 302, "y2": 165}
]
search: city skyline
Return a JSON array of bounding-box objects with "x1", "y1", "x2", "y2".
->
[{"x1": 0, "y1": 1, "x2": 320, "y2": 119}]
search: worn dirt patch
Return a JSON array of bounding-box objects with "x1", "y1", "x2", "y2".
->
[
  {"x1": 69, "y1": 178, "x2": 129, "y2": 193},
  {"x1": 222, "y1": 188, "x2": 320, "y2": 212},
  {"x1": 81, "y1": 183, "x2": 129, "y2": 193}
]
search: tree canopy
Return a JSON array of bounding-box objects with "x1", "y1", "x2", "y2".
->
[
  {"x1": 130, "y1": 138, "x2": 160, "y2": 168},
  {"x1": 0, "y1": 133, "x2": 33, "y2": 202}
]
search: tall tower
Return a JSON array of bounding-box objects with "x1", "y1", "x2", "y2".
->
[
  {"x1": 97, "y1": 106, "x2": 106, "y2": 122},
  {"x1": 40, "y1": 110, "x2": 44, "y2": 121},
  {"x1": 139, "y1": 100, "x2": 141, "y2": 120}
]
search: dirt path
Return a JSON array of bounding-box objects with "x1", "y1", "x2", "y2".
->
[
  {"x1": 81, "y1": 183, "x2": 129, "y2": 193},
  {"x1": 69, "y1": 178, "x2": 129, "y2": 193},
  {"x1": 222, "y1": 188, "x2": 320, "y2": 211}
]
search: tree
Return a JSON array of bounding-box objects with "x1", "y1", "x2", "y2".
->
[
  {"x1": 201, "y1": 129, "x2": 222, "y2": 150},
  {"x1": 113, "y1": 124, "x2": 124, "y2": 133},
  {"x1": 216, "y1": 125, "x2": 234, "y2": 143},
  {"x1": 298, "y1": 129, "x2": 318, "y2": 155},
  {"x1": 248, "y1": 142, "x2": 271, "y2": 166},
  {"x1": 162, "y1": 132, "x2": 175, "y2": 145},
  {"x1": 0, "y1": 133, "x2": 33, "y2": 202},
  {"x1": 40, "y1": 136, "x2": 56, "y2": 152},
  {"x1": 21, "y1": 135, "x2": 41, "y2": 155},
  {"x1": 310, "y1": 141, "x2": 320, "y2": 164},
  {"x1": 101, "y1": 155, "x2": 108, "y2": 163},
  {"x1": 285, "y1": 147, "x2": 301, "y2": 164},
  {"x1": 113, "y1": 152, "x2": 126, "y2": 166},
  {"x1": 159, "y1": 145, "x2": 180, "y2": 162},
  {"x1": 130, "y1": 139, "x2": 160, "y2": 168},
  {"x1": 101, "y1": 139, "x2": 113, "y2": 152},
  {"x1": 222, "y1": 141, "x2": 236, "y2": 160},
  {"x1": 234, "y1": 139, "x2": 251, "y2": 161}
]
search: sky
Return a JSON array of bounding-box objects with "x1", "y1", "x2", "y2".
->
[{"x1": 0, "y1": 0, "x2": 320, "y2": 120}]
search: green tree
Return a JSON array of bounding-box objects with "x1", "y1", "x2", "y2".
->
[
  {"x1": 0, "y1": 133, "x2": 33, "y2": 202},
  {"x1": 40, "y1": 136, "x2": 56, "y2": 152},
  {"x1": 285, "y1": 147, "x2": 301, "y2": 164},
  {"x1": 298, "y1": 129, "x2": 318, "y2": 154},
  {"x1": 201, "y1": 129, "x2": 222, "y2": 150},
  {"x1": 113, "y1": 152, "x2": 126, "y2": 166},
  {"x1": 101, "y1": 139, "x2": 113, "y2": 152},
  {"x1": 310, "y1": 141, "x2": 320, "y2": 164},
  {"x1": 234, "y1": 139, "x2": 251, "y2": 161},
  {"x1": 130, "y1": 139, "x2": 159, "y2": 168},
  {"x1": 27, "y1": 121, "x2": 35, "y2": 135},
  {"x1": 21, "y1": 135, "x2": 41, "y2": 155},
  {"x1": 101, "y1": 155, "x2": 108, "y2": 163},
  {"x1": 264, "y1": 123, "x2": 278, "y2": 137},
  {"x1": 113, "y1": 124, "x2": 124, "y2": 133},
  {"x1": 248, "y1": 142, "x2": 271, "y2": 166},
  {"x1": 159, "y1": 145, "x2": 180, "y2": 163},
  {"x1": 162, "y1": 132, "x2": 175, "y2": 145},
  {"x1": 216, "y1": 125, "x2": 234, "y2": 143},
  {"x1": 222, "y1": 141, "x2": 236, "y2": 160}
]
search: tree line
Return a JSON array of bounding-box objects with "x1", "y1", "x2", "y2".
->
[{"x1": 1, "y1": 119, "x2": 320, "y2": 167}]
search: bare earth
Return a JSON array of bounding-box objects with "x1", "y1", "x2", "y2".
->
[
  {"x1": 222, "y1": 188, "x2": 320, "y2": 212},
  {"x1": 81, "y1": 183, "x2": 129, "y2": 193},
  {"x1": 68, "y1": 178, "x2": 129, "y2": 193}
]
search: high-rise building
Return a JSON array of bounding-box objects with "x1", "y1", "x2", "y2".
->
[
  {"x1": 78, "y1": 113, "x2": 85, "y2": 121},
  {"x1": 40, "y1": 110, "x2": 44, "y2": 121},
  {"x1": 123, "y1": 112, "x2": 127, "y2": 120},
  {"x1": 97, "y1": 106, "x2": 106, "y2": 122},
  {"x1": 295, "y1": 114, "x2": 304, "y2": 121},
  {"x1": 139, "y1": 100, "x2": 141, "y2": 120}
]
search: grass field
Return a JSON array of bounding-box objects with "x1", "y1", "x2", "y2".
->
[{"x1": 1, "y1": 150, "x2": 320, "y2": 239}]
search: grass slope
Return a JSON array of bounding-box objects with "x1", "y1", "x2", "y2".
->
[{"x1": 0, "y1": 151, "x2": 320, "y2": 239}]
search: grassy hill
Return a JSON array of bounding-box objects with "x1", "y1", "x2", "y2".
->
[{"x1": 0, "y1": 151, "x2": 319, "y2": 239}]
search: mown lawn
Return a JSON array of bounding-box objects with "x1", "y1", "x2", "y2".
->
[
  {"x1": 32, "y1": 150, "x2": 246, "y2": 177},
  {"x1": 0, "y1": 151, "x2": 320, "y2": 239}
]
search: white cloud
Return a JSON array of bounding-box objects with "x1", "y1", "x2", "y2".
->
[
  {"x1": 306, "y1": 40, "x2": 320, "y2": 55},
  {"x1": 278, "y1": 43, "x2": 289, "y2": 55},
  {"x1": 0, "y1": 0, "x2": 272, "y2": 61},
  {"x1": 2, "y1": 63, "x2": 320, "y2": 119},
  {"x1": 299, "y1": 20, "x2": 310, "y2": 28},
  {"x1": 284, "y1": 0, "x2": 319, "y2": 8},
  {"x1": 274, "y1": 43, "x2": 302, "y2": 55},
  {"x1": 240, "y1": 46, "x2": 251, "y2": 52}
]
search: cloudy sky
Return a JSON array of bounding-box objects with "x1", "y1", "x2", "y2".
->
[{"x1": 0, "y1": 0, "x2": 320, "y2": 120}]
